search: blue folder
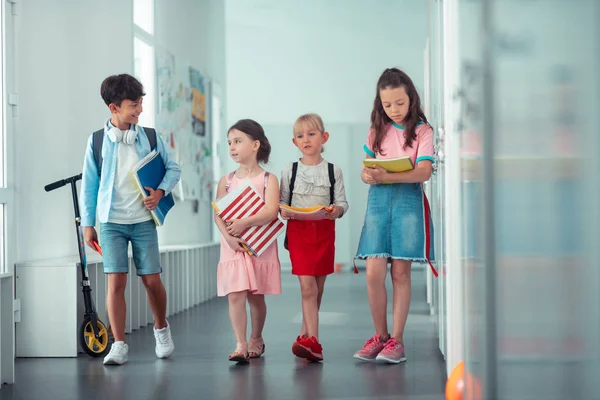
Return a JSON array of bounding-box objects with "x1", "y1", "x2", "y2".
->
[{"x1": 132, "y1": 150, "x2": 174, "y2": 226}]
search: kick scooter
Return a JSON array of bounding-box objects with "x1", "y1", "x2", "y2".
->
[{"x1": 45, "y1": 173, "x2": 109, "y2": 357}]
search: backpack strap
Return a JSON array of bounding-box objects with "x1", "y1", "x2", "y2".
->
[
  {"x1": 144, "y1": 127, "x2": 157, "y2": 151},
  {"x1": 288, "y1": 162, "x2": 298, "y2": 206},
  {"x1": 92, "y1": 126, "x2": 157, "y2": 176},
  {"x1": 92, "y1": 129, "x2": 104, "y2": 176},
  {"x1": 225, "y1": 171, "x2": 235, "y2": 193},
  {"x1": 263, "y1": 171, "x2": 270, "y2": 198},
  {"x1": 328, "y1": 162, "x2": 335, "y2": 206},
  {"x1": 287, "y1": 162, "x2": 334, "y2": 205}
]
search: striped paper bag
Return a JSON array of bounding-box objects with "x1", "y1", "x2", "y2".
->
[{"x1": 212, "y1": 180, "x2": 285, "y2": 257}]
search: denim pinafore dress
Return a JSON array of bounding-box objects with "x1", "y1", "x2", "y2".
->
[{"x1": 355, "y1": 180, "x2": 436, "y2": 273}]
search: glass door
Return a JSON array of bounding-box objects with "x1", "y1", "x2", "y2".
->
[
  {"x1": 426, "y1": 0, "x2": 447, "y2": 359},
  {"x1": 440, "y1": 0, "x2": 600, "y2": 398}
]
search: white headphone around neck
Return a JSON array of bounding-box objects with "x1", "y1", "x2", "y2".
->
[{"x1": 106, "y1": 125, "x2": 138, "y2": 145}]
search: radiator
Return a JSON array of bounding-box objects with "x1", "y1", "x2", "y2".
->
[{"x1": 15, "y1": 242, "x2": 220, "y2": 358}]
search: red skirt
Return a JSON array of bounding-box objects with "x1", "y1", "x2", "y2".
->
[{"x1": 287, "y1": 219, "x2": 335, "y2": 276}]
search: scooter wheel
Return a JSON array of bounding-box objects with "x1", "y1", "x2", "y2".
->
[{"x1": 79, "y1": 316, "x2": 110, "y2": 357}]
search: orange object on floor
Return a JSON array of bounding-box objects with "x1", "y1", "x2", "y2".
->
[
  {"x1": 334, "y1": 263, "x2": 343, "y2": 273},
  {"x1": 446, "y1": 361, "x2": 482, "y2": 400}
]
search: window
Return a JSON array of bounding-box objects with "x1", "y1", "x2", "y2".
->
[
  {"x1": 0, "y1": 205, "x2": 5, "y2": 272},
  {"x1": 0, "y1": 1, "x2": 14, "y2": 274},
  {"x1": 134, "y1": 37, "x2": 155, "y2": 127},
  {"x1": 133, "y1": 0, "x2": 154, "y2": 35},
  {"x1": 133, "y1": 0, "x2": 155, "y2": 128},
  {"x1": 0, "y1": 10, "x2": 3, "y2": 189}
]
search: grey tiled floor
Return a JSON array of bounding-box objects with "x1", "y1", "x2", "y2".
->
[{"x1": 2, "y1": 268, "x2": 446, "y2": 400}]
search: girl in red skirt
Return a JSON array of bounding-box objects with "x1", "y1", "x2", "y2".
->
[{"x1": 279, "y1": 113, "x2": 349, "y2": 361}]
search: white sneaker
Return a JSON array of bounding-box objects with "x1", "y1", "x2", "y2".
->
[
  {"x1": 154, "y1": 322, "x2": 174, "y2": 359},
  {"x1": 103, "y1": 341, "x2": 129, "y2": 365}
]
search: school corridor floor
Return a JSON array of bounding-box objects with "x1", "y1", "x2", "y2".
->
[{"x1": 3, "y1": 267, "x2": 446, "y2": 400}]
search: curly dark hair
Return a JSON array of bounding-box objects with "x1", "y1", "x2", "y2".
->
[
  {"x1": 100, "y1": 74, "x2": 146, "y2": 107},
  {"x1": 228, "y1": 119, "x2": 271, "y2": 164},
  {"x1": 370, "y1": 68, "x2": 429, "y2": 155}
]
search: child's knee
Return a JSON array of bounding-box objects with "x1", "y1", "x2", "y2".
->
[
  {"x1": 228, "y1": 291, "x2": 247, "y2": 305},
  {"x1": 317, "y1": 286, "x2": 325, "y2": 298},
  {"x1": 141, "y1": 273, "x2": 163, "y2": 291},
  {"x1": 107, "y1": 273, "x2": 127, "y2": 294},
  {"x1": 366, "y1": 265, "x2": 386, "y2": 287},
  {"x1": 247, "y1": 293, "x2": 265, "y2": 306},
  {"x1": 300, "y1": 282, "x2": 318, "y2": 299},
  {"x1": 391, "y1": 264, "x2": 411, "y2": 286}
]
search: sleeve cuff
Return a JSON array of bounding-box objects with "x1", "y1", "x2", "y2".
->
[
  {"x1": 416, "y1": 156, "x2": 435, "y2": 164},
  {"x1": 158, "y1": 184, "x2": 170, "y2": 196},
  {"x1": 363, "y1": 144, "x2": 376, "y2": 158},
  {"x1": 81, "y1": 218, "x2": 95, "y2": 227}
]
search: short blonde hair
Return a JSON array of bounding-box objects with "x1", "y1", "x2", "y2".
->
[
  {"x1": 293, "y1": 113, "x2": 326, "y2": 153},
  {"x1": 293, "y1": 113, "x2": 325, "y2": 135}
]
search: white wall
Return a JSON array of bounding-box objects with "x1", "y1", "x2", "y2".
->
[
  {"x1": 226, "y1": 0, "x2": 429, "y2": 125},
  {"x1": 224, "y1": 0, "x2": 429, "y2": 264},
  {"x1": 153, "y1": 0, "x2": 226, "y2": 246},
  {"x1": 15, "y1": 0, "x2": 225, "y2": 262}
]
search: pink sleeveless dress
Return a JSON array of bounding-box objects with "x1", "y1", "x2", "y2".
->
[{"x1": 217, "y1": 171, "x2": 282, "y2": 297}]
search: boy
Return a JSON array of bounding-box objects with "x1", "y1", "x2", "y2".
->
[{"x1": 80, "y1": 74, "x2": 181, "y2": 365}]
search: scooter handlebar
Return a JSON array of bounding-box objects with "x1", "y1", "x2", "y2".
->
[{"x1": 45, "y1": 173, "x2": 82, "y2": 192}]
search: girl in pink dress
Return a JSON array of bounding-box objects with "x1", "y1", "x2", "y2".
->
[{"x1": 213, "y1": 119, "x2": 282, "y2": 363}]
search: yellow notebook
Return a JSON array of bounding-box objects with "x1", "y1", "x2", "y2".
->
[
  {"x1": 279, "y1": 205, "x2": 333, "y2": 221},
  {"x1": 363, "y1": 157, "x2": 414, "y2": 172}
]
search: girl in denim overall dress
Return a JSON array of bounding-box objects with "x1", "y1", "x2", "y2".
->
[{"x1": 353, "y1": 68, "x2": 437, "y2": 364}]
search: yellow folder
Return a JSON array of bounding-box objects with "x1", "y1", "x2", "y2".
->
[
  {"x1": 363, "y1": 157, "x2": 414, "y2": 173},
  {"x1": 279, "y1": 205, "x2": 333, "y2": 221}
]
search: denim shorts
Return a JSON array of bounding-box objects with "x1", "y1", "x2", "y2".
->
[
  {"x1": 356, "y1": 183, "x2": 435, "y2": 262},
  {"x1": 99, "y1": 220, "x2": 162, "y2": 275}
]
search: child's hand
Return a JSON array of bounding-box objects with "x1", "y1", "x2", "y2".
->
[
  {"x1": 226, "y1": 219, "x2": 249, "y2": 237},
  {"x1": 326, "y1": 205, "x2": 344, "y2": 219},
  {"x1": 144, "y1": 187, "x2": 164, "y2": 210},
  {"x1": 280, "y1": 209, "x2": 293, "y2": 220},
  {"x1": 84, "y1": 226, "x2": 98, "y2": 248},
  {"x1": 225, "y1": 235, "x2": 245, "y2": 252},
  {"x1": 364, "y1": 166, "x2": 387, "y2": 184},
  {"x1": 361, "y1": 167, "x2": 377, "y2": 185}
]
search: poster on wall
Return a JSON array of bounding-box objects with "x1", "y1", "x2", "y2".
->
[
  {"x1": 189, "y1": 67, "x2": 206, "y2": 137},
  {"x1": 156, "y1": 48, "x2": 213, "y2": 204}
]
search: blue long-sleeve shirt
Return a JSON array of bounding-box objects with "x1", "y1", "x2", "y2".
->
[{"x1": 80, "y1": 124, "x2": 181, "y2": 227}]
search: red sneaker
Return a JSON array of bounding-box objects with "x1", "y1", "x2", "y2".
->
[
  {"x1": 292, "y1": 336, "x2": 323, "y2": 362},
  {"x1": 292, "y1": 335, "x2": 307, "y2": 358}
]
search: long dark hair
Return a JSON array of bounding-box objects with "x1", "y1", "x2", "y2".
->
[
  {"x1": 228, "y1": 119, "x2": 272, "y2": 163},
  {"x1": 370, "y1": 68, "x2": 429, "y2": 155}
]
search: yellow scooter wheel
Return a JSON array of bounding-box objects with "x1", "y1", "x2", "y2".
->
[{"x1": 79, "y1": 316, "x2": 110, "y2": 357}]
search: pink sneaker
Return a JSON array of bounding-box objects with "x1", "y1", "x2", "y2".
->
[
  {"x1": 353, "y1": 334, "x2": 388, "y2": 361},
  {"x1": 376, "y1": 337, "x2": 406, "y2": 363}
]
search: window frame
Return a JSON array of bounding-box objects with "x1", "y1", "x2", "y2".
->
[
  {"x1": 133, "y1": 0, "x2": 156, "y2": 128},
  {"x1": 1, "y1": 0, "x2": 16, "y2": 275}
]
